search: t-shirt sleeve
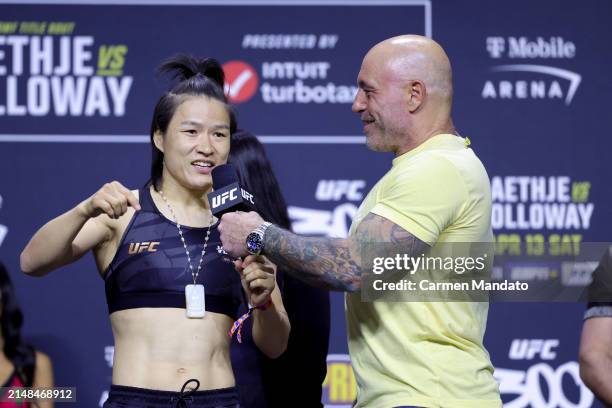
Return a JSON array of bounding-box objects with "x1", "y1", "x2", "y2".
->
[
  {"x1": 370, "y1": 155, "x2": 467, "y2": 244},
  {"x1": 585, "y1": 247, "x2": 612, "y2": 320}
]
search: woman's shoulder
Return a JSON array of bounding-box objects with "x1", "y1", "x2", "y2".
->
[
  {"x1": 33, "y1": 350, "x2": 54, "y2": 388},
  {"x1": 34, "y1": 351, "x2": 52, "y2": 370}
]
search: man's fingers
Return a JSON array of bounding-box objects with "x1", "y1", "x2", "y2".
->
[
  {"x1": 219, "y1": 212, "x2": 236, "y2": 227},
  {"x1": 243, "y1": 255, "x2": 268, "y2": 268},
  {"x1": 234, "y1": 259, "x2": 244, "y2": 274},
  {"x1": 242, "y1": 255, "x2": 258, "y2": 268}
]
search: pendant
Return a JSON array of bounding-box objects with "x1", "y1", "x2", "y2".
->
[{"x1": 185, "y1": 284, "x2": 205, "y2": 318}]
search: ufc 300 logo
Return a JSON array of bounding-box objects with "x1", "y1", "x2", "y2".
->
[
  {"x1": 509, "y1": 339, "x2": 559, "y2": 360},
  {"x1": 496, "y1": 339, "x2": 594, "y2": 408}
]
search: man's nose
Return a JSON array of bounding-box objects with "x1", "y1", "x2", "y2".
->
[{"x1": 352, "y1": 89, "x2": 366, "y2": 113}]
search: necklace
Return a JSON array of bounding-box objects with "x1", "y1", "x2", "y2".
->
[{"x1": 159, "y1": 189, "x2": 213, "y2": 319}]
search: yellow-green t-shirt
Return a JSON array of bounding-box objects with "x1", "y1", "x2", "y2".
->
[{"x1": 346, "y1": 134, "x2": 501, "y2": 408}]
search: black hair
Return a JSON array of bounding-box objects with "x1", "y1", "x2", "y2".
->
[
  {"x1": 0, "y1": 262, "x2": 35, "y2": 387},
  {"x1": 228, "y1": 130, "x2": 292, "y2": 231},
  {"x1": 149, "y1": 55, "x2": 237, "y2": 190}
]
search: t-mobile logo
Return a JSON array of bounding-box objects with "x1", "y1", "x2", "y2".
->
[{"x1": 487, "y1": 37, "x2": 505, "y2": 58}]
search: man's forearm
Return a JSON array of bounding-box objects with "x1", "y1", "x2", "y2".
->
[
  {"x1": 581, "y1": 351, "x2": 612, "y2": 404},
  {"x1": 263, "y1": 225, "x2": 362, "y2": 292}
]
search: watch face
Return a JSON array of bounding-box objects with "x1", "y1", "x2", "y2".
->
[{"x1": 246, "y1": 232, "x2": 263, "y2": 253}]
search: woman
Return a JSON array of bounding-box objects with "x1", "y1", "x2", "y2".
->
[
  {"x1": 228, "y1": 130, "x2": 330, "y2": 408},
  {"x1": 0, "y1": 262, "x2": 54, "y2": 408},
  {"x1": 20, "y1": 56, "x2": 290, "y2": 408}
]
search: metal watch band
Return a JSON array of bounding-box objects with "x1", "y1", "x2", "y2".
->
[{"x1": 255, "y1": 221, "x2": 272, "y2": 237}]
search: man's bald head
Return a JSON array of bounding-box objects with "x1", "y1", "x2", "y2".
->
[
  {"x1": 366, "y1": 35, "x2": 453, "y2": 103},
  {"x1": 353, "y1": 35, "x2": 456, "y2": 155}
]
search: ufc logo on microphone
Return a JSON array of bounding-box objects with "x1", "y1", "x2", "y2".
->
[
  {"x1": 212, "y1": 188, "x2": 238, "y2": 208},
  {"x1": 241, "y1": 189, "x2": 254, "y2": 205}
]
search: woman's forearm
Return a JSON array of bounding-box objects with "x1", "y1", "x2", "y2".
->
[
  {"x1": 252, "y1": 300, "x2": 291, "y2": 359},
  {"x1": 21, "y1": 202, "x2": 95, "y2": 276}
]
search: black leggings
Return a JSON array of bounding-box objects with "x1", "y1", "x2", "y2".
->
[{"x1": 103, "y1": 379, "x2": 240, "y2": 408}]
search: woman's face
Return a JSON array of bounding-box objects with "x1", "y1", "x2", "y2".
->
[{"x1": 155, "y1": 96, "x2": 231, "y2": 192}]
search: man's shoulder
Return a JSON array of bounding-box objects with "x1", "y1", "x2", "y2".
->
[
  {"x1": 417, "y1": 146, "x2": 491, "y2": 191},
  {"x1": 390, "y1": 151, "x2": 471, "y2": 187}
]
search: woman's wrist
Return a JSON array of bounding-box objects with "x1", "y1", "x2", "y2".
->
[{"x1": 254, "y1": 298, "x2": 273, "y2": 311}]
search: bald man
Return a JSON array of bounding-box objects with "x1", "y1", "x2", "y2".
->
[{"x1": 219, "y1": 35, "x2": 501, "y2": 407}]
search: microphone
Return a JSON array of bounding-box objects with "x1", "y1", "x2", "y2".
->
[{"x1": 208, "y1": 164, "x2": 256, "y2": 217}]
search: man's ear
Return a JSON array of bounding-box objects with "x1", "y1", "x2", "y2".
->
[
  {"x1": 153, "y1": 131, "x2": 164, "y2": 153},
  {"x1": 406, "y1": 80, "x2": 426, "y2": 113}
]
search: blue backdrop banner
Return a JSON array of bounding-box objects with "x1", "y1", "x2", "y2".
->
[{"x1": 0, "y1": 1, "x2": 610, "y2": 407}]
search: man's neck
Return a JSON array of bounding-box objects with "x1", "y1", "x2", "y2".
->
[{"x1": 394, "y1": 119, "x2": 455, "y2": 157}]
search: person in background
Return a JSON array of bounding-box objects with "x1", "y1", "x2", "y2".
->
[
  {"x1": 228, "y1": 130, "x2": 330, "y2": 408},
  {"x1": 0, "y1": 262, "x2": 54, "y2": 408},
  {"x1": 579, "y1": 245, "x2": 612, "y2": 405}
]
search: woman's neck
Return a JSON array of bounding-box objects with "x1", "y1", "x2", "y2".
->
[
  {"x1": 155, "y1": 176, "x2": 215, "y2": 227},
  {"x1": 158, "y1": 176, "x2": 211, "y2": 211}
]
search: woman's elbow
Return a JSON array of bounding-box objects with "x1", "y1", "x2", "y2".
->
[
  {"x1": 264, "y1": 337, "x2": 289, "y2": 359},
  {"x1": 20, "y1": 248, "x2": 35, "y2": 275},
  {"x1": 264, "y1": 325, "x2": 291, "y2": 359},
  {"x1": 20, "y1": 248, "x2": 47, "y2": 277}
]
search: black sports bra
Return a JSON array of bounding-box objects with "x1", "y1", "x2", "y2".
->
[{"x1": 103, "y1": 185, "x2": 242, "y2": 319}]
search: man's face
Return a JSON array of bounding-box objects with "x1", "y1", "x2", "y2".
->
[{"x1": 352, "y1": 52, "x2": 410, "y2": 153}]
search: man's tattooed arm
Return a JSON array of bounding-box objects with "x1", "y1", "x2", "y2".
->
[{"x1": 262, "y1": 213, "x2": 429, "y2": 292}]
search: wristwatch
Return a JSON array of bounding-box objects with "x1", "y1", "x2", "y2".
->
[{"x1": 245, "y1": 222, "x2": 273, "y2": 255}]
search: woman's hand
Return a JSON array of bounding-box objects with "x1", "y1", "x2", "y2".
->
[
  {"x1": 78, "y1": 181, "x2": 141, "y2": 219},
  {"x1": 235, "y1": 255, "x2": 276, "y2": 308}
]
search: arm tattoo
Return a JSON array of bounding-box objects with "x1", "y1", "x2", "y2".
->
[{"x1": 263, "y1": 213, "x2": 429, "y2": 292}]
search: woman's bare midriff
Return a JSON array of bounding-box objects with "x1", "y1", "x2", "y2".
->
[{"x1": 109, "y1": 307, "x2": 235, "y2": 391}]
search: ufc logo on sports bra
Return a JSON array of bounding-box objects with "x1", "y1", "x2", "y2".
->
[{"x1": 128, "y1": 241, "x2": 160, "y2": 254}]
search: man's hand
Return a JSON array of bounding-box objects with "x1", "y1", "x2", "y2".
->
[{"x1": 218, "y1": 211, "x2": 264, "y2": 257}]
